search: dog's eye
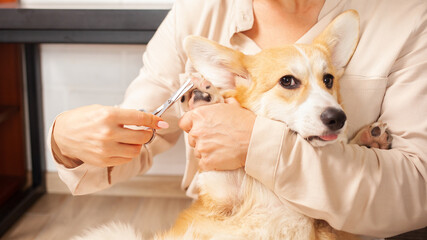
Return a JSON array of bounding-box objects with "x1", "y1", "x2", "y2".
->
[
  {"x1": 323, "y1": 74, "x2": 334, "y2": 89},
  {"x1": 279, "y1": 75, "x2": 300, "y2": 89}
]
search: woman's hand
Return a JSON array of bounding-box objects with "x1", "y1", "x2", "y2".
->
[
  {"x1": 52, "y1": 104, "x2": 169, "y2": 168},
  {"x1": 179, "y1": 98, "x2": 256, "y2": 171}
]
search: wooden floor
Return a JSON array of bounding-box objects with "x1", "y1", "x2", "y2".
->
[
  {"x1": 2, "y1": 193, "x2": 426, "y2": 240},
  {"x1": 1, "y1": 194, "x2": 192, "y2": 240}
]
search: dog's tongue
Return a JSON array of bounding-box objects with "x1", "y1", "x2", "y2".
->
[{"x1": 319, "y1": 134, "x2": 338, "y2": 141}]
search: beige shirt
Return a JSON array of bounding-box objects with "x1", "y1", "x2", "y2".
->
[{"x1": 51, "y1": 0, "x2": 427, "y2": 238}]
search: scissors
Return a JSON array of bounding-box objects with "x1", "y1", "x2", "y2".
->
[{"x1": 140, "y1": 78, "x2": 194, "y2": 144}]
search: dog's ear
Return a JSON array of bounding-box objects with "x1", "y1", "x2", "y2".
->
[
  {"x1": 184, "y1": 36, "x2": 249, "y2": 90},
  {"x1": 313, "y1": 10, "x2": 360, "y2": 73}
]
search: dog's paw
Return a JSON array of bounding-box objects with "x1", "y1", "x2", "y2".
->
[
  {"x1": 180, "y1": 73, "x2": 224, "y2": 111},
  {"x1": 350, "y1": 122, "x2": 392, "y2": 149}
]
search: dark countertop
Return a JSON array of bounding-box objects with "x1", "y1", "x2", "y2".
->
[{"x1": 0, "y1": 3, "x2": 169, "y2": 43}]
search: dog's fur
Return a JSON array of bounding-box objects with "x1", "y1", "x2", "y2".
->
[{"x1": 73, "y1": 10, "x2": 391, "y2": 240}]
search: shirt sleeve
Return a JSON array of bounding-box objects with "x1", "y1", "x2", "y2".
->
[
  {"x1": 51, "y1": 3, "x2": 186, "y2": 195},
  {"x1": 245, "y1": 9, "x2": 427, "y2": 239}
]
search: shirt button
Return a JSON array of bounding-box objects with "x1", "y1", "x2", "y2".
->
[{"x1": 242, "y1": 13, "x2": 249, "y2": 21}]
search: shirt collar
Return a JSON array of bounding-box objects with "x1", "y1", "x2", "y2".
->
[
  {"x1": 231, "y1": 0, "x2": 341, "y2": 34},
  {"x1": 232, "y1": 0, "x2": 254, "y2": 34}
]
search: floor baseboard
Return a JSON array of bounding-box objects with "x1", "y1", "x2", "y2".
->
[{"x1": 45, "y1": 172, "x2": 188, "y2": 198}]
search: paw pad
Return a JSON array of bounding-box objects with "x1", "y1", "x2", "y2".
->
[
  {"x1": 179, "y1": 73, "x2": 224, "y2": 112},
  {"x1": 351, "y1": 122, "x2": 392, "y2": 149}
]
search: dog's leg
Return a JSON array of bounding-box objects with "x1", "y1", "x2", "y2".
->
[
  {"x1": 350, "y1": 122, "x2": 392, "y2": 149},
  {"x1": 172, "y1": 74, "x2": 245, "y2": 237},
  {"x1": 314, "y1": 220, "x2": 363, "y2": 240}
]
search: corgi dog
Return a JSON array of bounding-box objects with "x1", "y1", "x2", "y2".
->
[
  {"x1": 73, "y1": 10, "x2": 392, "y2": 240},
  {"x1": 159, "y1": 9, "x2": 360, "y2": 240}
]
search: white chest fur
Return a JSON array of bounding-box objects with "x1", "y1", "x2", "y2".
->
[{"x1": 195, "y1": 170, "x2": 316, "y2": 239}]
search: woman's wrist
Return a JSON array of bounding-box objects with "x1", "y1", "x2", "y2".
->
[{"x1": 51, "y1": 121, "x2": 84, "y2": 168}]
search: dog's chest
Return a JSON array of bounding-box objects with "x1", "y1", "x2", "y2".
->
[{"x1": 196, "y1": 170, "x2": 315, "y2": 239}]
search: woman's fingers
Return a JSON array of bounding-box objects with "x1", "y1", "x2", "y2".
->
[
  {"x1": 178, "y1": 102, "x2": 255, "y2": 172},
  {"x1": 115, "y1": 127, "x2": 154, "y2": 145},
  {"x1": 85, "y1": 142, "x2": 143, "y2": 167},
  {"x1": 179, "y1": 111, "x2": 193, "y2": 133},
  {"x1": 224, "y1": 97, "x2": 240, "y2": 105},
  {"x1": 111, "y1": 142, "x2": 143, "y2": 159},
  {"x1": 193, "y1": 149, "x2": 202, "y2": 159},
  {"x1": 52, "y1": 104, "x2": 170, "y2": 168},
  {"x1": 115, "y1": 108, "x2": 168, "y2": 129},
  {"x1": 187, "y1": 134, "x2": 197, "y2": 148},
  {"x1": 107, "y1": 157, "x2": 134, "y2": 166}
]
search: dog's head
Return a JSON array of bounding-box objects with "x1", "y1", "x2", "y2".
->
[{"x1": 184, "y1": 10, "x2": 359, "y2": 146}]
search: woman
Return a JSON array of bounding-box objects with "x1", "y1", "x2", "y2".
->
[{"x1": 51, "y1": 0, "x2": 427, "y2": 238}]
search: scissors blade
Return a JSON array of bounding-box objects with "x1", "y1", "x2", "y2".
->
[{"x1": 152, "y1": 78, "x2": 194, "y2": 117}]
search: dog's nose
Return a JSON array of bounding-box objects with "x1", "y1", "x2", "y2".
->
[
  {"x1": 193, "y1": 89, "x2": 212, "y2": 103},
  {"x1": 320, "y1": 107, "x2": 347, "y2": 131}
]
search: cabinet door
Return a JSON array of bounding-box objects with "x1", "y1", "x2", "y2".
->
[{"x1": 0, "y1": 43, "x2": 27, "y2": 205}]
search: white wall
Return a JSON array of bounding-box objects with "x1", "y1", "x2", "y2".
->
[
  {"x1": 22, "y1": 0, "x2": 173, "y2": 5},
  {"x1": 21, "y1": 1, "x2": 173, "y2": 9},
  {"x1": 41, "y1": 44, "x2": 186, "y2": 175}
]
